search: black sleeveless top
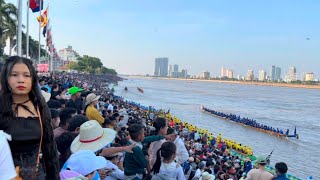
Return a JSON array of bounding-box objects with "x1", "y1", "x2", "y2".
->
[{"x1": 6, "y1": 116, "x2": 41, "y2": 156}]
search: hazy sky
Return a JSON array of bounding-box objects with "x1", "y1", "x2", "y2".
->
[{"x1": 6, "y1": 0, "x2": 320, "y2": 78}]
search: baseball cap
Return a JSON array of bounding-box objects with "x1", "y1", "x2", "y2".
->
[
  {"x1": 68, "y1": 87, "x2": 84, "y2": 95},
  {"x1": 66, "y1": 150, "x2": 106, "y2": 176}
]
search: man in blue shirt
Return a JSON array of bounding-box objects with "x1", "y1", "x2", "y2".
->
[{"x1": 275, "y1": 162, "x2": 290, "y2": 180}]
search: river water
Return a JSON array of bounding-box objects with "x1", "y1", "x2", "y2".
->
[{"x1": 114, "y1": 77, "x2": 320, "y2": 179}]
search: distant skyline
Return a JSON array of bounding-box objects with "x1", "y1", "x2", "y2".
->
[{"x1": 5, "y1": 0, "x2": 320, "y2": 77}]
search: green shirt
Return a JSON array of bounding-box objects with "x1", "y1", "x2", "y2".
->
[{"x1": 124, "y1": 135, "x2": 164, "y2": 176}]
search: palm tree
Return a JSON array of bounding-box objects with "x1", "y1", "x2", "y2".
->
[{"x1": 0, "y1": 0, "x2": 17, "y2": 56}]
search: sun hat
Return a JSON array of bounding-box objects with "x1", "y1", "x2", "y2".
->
[
  {"x1": 200, "y1": 172, "x2": 213, "y2": 180},
  {"x1": 85, "y1": 93, "x2": 101, "y2": 105},
  {"x1": 71, "y1": 120, "x2": 116, "y2": 153},
  {"x1": 68, "y1": 86, "x2": 84, "y2": 95},
  {"x1": 256, "y1": 156, "x2": 267, "y2": 164},
  {"x1": 66, "y1": 150, "x2": 106, "y2": 176},
  {"x1": 41, "y1": 90, "x2": 51, "y2": 102}
]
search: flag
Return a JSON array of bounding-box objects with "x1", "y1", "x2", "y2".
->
[
  {"x1": 29, "y1": 0, "x2": 43, "y2": 13},
  {"x1": 42, "y1": 25, "x2": 47, "y2": 37},
  {"x1": 37, "y1": 8, "x2": 48, "y2": 28}
]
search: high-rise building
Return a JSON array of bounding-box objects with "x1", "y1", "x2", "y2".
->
[
  {"x1": 168, "y1": 65, "x2": 173, "y2": 77},
  {"x1": 275, "y1": 67, "x2": 282, "y2": 81},
  {"x1": 201, "y1": 71, "x2": 210, "y2": 79},
  {"x1": 271, "y1": 65, "x2": 276, "y2": 81},
  {"x1": 305, "y1": 72, "x2": 314, "y2": 81},
  {"x1": 284, "y1": 66, "x2": 298, "y2": 82},
  {"x1": 221, "y1": 67, "x2": 227, "y2": 77},
  {"x1": 246, "y1": 69, "x2": 254, "y2": 81},
  {"x1": 173, "y1": 64, "x2": 179, "y2": 73},
  {"x1": 302, "y1": 72, "x2": 306, "y2": 81},
  {"x1": 154, "y1": 57, "x2": 169, "y2": 77},
  {"x1": 221, "y1": 67, "x2": 233, "y2": 78},
  {"x1": 181, "y1": 69, "x2": 187, "y2": 78},
  {"x1": 227, "y1": 69, "x2": 233, "y2": 79},
  {"x1": 259, "y1": 70, "x2": 266, "y2": 81}
]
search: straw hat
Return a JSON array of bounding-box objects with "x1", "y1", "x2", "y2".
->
[
  {"x1": 85, "y1": 93, "x2": 100, "y2": 105},
  {"x1": 71, "y1": 120, "x2": 116, "y2": 153}
]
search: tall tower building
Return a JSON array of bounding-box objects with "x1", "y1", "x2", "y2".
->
[
  {"x1": 275, "y1": 67, "x2": 281, "y2": 81},
  {"x1": 173, "y1": 64, "x2": 179, "y2": 73},
  {"x1": 154, "y1": 57, "x2": 169, "y2": 77},
  {"x1": 227, "y1": 69, "x2": 234, "y2": 79},
  {"x1": 271, "y1": 65, "x2": 276, "y2": 81},
  {"x1": 259, "y1": 70, "x2": 266, "y2": 81},
  {"x1": 221, "y1": 67, "x2": 227, "y2": 77},
  {"x1": 168, "y1": 65, "x2": 173, "y2": 77}
]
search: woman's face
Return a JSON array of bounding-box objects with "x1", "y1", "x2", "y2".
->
[
  {"x1": 160, "y1": 124, "x2": 168, "y2": 135},
  {"x1": 8, "y1": 63, "x2": 32, "y2": 96}
]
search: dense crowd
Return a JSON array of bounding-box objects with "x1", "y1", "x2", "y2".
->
[{"x1": 0, "y1": 56, "x2": 295, "y2": 180}]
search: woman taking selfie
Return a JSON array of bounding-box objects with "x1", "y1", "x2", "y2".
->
[{"x1": 0, "y1": 56, "x2": 59, "y2": 179}]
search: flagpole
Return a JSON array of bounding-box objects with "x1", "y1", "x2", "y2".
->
[
  {"x1": 17, "y1": 0, "x2": 23, "y2": 56},
  {"x1": 38, "y1": 0, "x2": 42, "y2": 65},
  {"x1": 26, "y1": 0, "x2": 30, "y2": 58}
]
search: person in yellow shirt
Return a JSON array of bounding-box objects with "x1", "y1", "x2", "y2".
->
[{"x1": 85, "y1": 93, "x2": 105, "y2": 124}]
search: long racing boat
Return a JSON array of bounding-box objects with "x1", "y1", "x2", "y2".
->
[{"x1": 200, "y1": 106, "x2": 299, "y2": 139}]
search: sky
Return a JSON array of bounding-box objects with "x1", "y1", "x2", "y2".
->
[{"x1": 5, "y1": 0, "x2": 320, "y2": 78}]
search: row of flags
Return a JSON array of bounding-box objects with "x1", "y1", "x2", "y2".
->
[{"x1": 29, "y1": 0, "x2": 59, "y2": 58}]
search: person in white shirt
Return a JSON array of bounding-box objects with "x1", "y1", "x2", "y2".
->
[
  {"x1": 151, "y1": 142, "x2": 186, "y2": 180},
  {"x1": 0, "y1": 131, "x2": 17, "y2": 180},
  {"x1": 194, "y1": 162, "x2": 205, "y2": 179},
  {"x1": 107, "y1": 101, "x2": 115, "y2": 111},
  {"x1": 194, "y1": 139, "x2": 203, "y2": 155},
  {"x1": 167, "y1": 128, "x2": 189, "y2": 165}
]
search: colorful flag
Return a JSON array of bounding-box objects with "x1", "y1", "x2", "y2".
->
[
  {"x1": 42, "y1": 25, "x2": 47, "y2": 37},
  {"x1": 29, "y1": 0, "x2": 43, "y2": 13},
  {"x1": 37, "y1": 8, "x2": 48, "y2": 28}
]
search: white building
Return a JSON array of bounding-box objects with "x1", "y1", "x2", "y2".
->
[
  {"x1": 246, "y1": 69, "x2": 254, "y2": 81},
  {"x1": 58, "y1": 46, "x2": 79, "y2": 62},
  {"x1": 305, "y1": 72, "x2": 314, "y2": 81},
  {"x1": 221, "y1": 67, "x2": 227, "y2": 77},
  {"x1": 284, "y1": 66, "x2": 298, "y2": 82},
  {"x1": 221, "y1": 67, "x2": 233, "y2": 79},
  {"x1": 258, "y1": 70, "x2": 267, "y2": 81},
  {"x1": 227, "y1": 69, "x2": 234, "y2": 79}
]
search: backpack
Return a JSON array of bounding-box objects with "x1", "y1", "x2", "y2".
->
[{"x1": 188, "y1": 169, "x2": 197, "y2": 180}]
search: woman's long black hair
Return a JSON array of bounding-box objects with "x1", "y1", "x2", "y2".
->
[
  {"x1": 152, "y1": 141, "x2": 177, "y2": 174},
  {"x1": 0, "y1": 56, "x2": 45, "y2": 122},
  {"x1": 151, "y1": 117, "x2": 167, "y2": 135},
  {"x1": 0, "y1": 56, "x2": 60, "y2": 179}
]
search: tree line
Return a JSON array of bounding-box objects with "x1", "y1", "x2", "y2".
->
[{"x1": 68, "y1": 55, "x2": 117, "y2": 75}]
